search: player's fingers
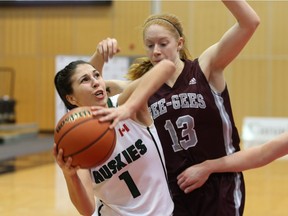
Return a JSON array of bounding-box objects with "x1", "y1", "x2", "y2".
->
[
  {"x1": 97, "y1": 40, "x2": 108, "y2": 62},
  {"x1": 111, "y1": 38, "x2": 119, "y2": 55},
  {"x1": 109, "y1": 118, "x2": 119, "y2": 129},
  {"x1": 177, "y1": 177, "x2": 185, "y2": 186},
  {"x1": 183, "y1": 183, "x2": 199, "y2": 194},
  {"x1": 91, "y1": 107, "x2": 111, "y2": 117},
  {"x1": 98, "y1": 111, "x2": 116, "y2": 122},
  {"x1": 56, "y1": 149, "x2": 66, "y2": 167},
  {"x1": 177, "y1": 178, "x2": 188, "y2": 191},
  {"x1": 178, "y1": 175, "x2": 199, "y2": 190},
  {"x1": 66, "y1": 157, "x2": 73, "y2": 167},
  {"x1": 52, "y1": 143, "x2": 57, "y2": 156},
  {"x1": 106, "y1": 38, "x2": 114, "y2": 58}
]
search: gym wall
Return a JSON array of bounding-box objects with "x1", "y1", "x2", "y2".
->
[{"x1": 0, "y1": 1, "x2": 287, "y2": 132}]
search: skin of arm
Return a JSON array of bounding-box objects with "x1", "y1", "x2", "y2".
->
[
  {"x1": 91, "y1": 59, "x2": 176, "y2": 127},
  {"x1": 105, "y1": 80, "x2": 130, "y2": 97},
  {"x1": 89, "y1": 38, "x2": 126, "y2": 97},
  {"x1": 53, "y1": 144, "x2": 95, "y2": 216},
  {"x1": 177, "y1": 132, "x2": 288, "y2": 193},
  {"x1": 198, "y1": 0, "x2": 260, "y2": 92},
  {"x1": 89, "y1": 37, "x2": 119, "y2": 74}
]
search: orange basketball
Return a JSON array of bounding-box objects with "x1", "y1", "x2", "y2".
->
[{"x1": 54, "y1": 106, "x2": 116, "y2": 169}]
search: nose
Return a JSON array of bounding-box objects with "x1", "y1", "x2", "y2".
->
[
  {"x1": 91, "y1": 77, "x2": 99, "y2": 88},
  {"x1": 153, "y1": 44, "x2": 161, "y2": 55}
]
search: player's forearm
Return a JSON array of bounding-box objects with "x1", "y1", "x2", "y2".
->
[
  {"x1": 222, "y1": 0, "x2": 260, "y2": 30},
  {"x1": 204, "y1": 148, "x2": 264, "y2": 174},
  {"x1": 63, "y1": 173, "x2": 95, "y2": 216},
  {"x1": 124, "y1": 60, "x2": 175, "y2": 112},
  {"x1": 89, "y1": 51, "x2": 105, "y2": 76},
  {"x1": 105, "y1": 80, "x2": 130, "y2": 97},
  {"x1": 205, "y1": 132, "x2": 288, "y2": 173}
]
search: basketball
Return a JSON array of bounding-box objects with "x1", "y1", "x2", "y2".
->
[{"x1": 54, "y1": 106, "x2": 116, "y2": 169}]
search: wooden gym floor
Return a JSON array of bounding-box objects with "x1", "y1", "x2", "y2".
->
[{"x1": 0, "y1": 146, "x2": 287, "y2": 215}]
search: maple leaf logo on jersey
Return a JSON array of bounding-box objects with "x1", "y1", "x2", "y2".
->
[{"x1": 118, "y1": 123, "x2": 130, "y2": 137}]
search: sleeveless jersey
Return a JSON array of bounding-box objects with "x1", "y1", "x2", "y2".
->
[
  {"x1": 148, "y1": 59, "x2": 245, "y2": 216},
  {"x1": 90, "y1": 119, "x2": 173, "y2": 216}
]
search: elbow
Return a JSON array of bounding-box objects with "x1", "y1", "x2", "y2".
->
[
  {"x1": 75, "y1": 201, "x2": 95, "y2": 216},
  {"x1": 162, "y1": 59, "x2": 176, "y2": 76},
  {"x1": 243, "y1": 17, "x2": 260, "y2": 37},
  {"x1": 79, "y1": 208, "x2": 95, "y2": 216},
  {"x1": 252, "y1": 16, "x2": 261, "y2": 31},
  {"x1": 248, "y1": 14, "x2": 261, "y2": 33}
]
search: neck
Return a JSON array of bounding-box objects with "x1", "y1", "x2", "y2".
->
[
  {"x1": 175, "y1": 59, "x2": 184, "y2": 73},
  {"x1": 166, "y1": 59, "x2": 184, "y2": 87}
]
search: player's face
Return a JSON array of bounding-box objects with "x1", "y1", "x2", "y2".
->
[
  {"x1": 144, "y1": 24, "x2": 181, "y2": 66},
  {"x1": 67, "y1": 63, "x2": 108, "y2": 108}
]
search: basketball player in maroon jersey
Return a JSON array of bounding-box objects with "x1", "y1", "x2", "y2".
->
[{"x1": 100, "y1": 1, "x2": 261, "y2": 215}]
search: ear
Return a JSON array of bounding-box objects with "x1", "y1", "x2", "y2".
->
[
  {"x1": 66, "y1": 94, "x2": 78, "y2": 106},
  {"x1": 177, "y1": 37, "x2": 184, "y2": 51}
]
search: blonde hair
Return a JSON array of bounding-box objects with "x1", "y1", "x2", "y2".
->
[{"x1": 126, "y1": 14, "x2": 191, "y2": 81}]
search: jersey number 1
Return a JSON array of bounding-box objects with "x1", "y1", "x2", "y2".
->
[{"x1": 119, "y1": 171, "x2": 141, "y2": 198}]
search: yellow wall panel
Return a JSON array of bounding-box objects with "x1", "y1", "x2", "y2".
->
[
  {"x1": 226, "y1": 60, "x2": 270, "y2": 131},
  {"x1": 271, "y1": 60, "x2": 288, "y2": 117},
  {"x1": 1, "y1": 57, "x2": 39, "y2": 123},
  {"x1": 113, "y1": 1, "x2": 150, "y2": 55},
  {"x1": 73, "y1": 7, "x2": 114, "y2": 53},
  {"x1": 38, "y1": 56, "x2": 56, "y2": 130},
  {"x1": 38, "y1": 11, "x2": 73, "y2": 55},
  {"x1": 270, "y1": 2, "x2": 288, "y2": 55},
  {"x1": 2, "y1": 9, "x2": 38, "y2": 56},
  {"x1": 1, "y1": 1, "x2": 288, "y2": 131}
]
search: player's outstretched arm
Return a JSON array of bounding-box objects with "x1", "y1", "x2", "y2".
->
[
  {"x1": 91, "y1": 59, "x2": 176, "y2": 127},
  {"x1": 177, "y1": 132, "x2": 288, "y2": 193},
  {"x1": 199, "y1": 0, "x2": 260, "y2": 92}
]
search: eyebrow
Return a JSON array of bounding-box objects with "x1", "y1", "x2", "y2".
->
[{"x1": 145, "y1": 36, "x2": 170, "y2": 41}]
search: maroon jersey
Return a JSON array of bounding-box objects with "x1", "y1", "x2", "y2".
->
[{"x1": 148, "y1": 59, "x2": 245, "y2": 216}]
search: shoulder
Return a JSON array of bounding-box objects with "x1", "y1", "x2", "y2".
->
[{"x1": 183, "y1": 58, "x2": 204, "y2": 76}]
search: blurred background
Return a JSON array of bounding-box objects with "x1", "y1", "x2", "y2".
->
[
  {"x1": 0, "y1": 0, "x2": 287, "y2": 215},
  {"x1": 0, "y1": 0, "x2": 288, "y2": 131}
]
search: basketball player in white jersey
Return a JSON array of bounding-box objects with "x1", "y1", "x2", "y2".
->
[{"x1": 53, "y1": 59, "x2": 175, "y2": 216}]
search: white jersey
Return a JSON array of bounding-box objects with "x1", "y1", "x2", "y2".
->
[{"x1": 90, "y1": 119, "x2": 174, "y2": 216}]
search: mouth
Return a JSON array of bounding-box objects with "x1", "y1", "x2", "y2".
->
[
  {"x1": 153, "y1": 59, "x2": 162, "y2": 64},
  {"x1": 94, "y1": 90, "x2": 105, "y2": 99}
]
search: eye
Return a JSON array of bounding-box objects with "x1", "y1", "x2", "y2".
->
[
  {"x1": 93, "y1": 72, "x2": 100, "y2": 79},
  {"x1": 80, "y1": 76, "x2": 89, "y2": 83},
  {"x1": 160, "y1": 41, "x2": 168, "y2": 47},
  {"x1": 145, "y1": 43, "x2": 154, "y2": 49}
]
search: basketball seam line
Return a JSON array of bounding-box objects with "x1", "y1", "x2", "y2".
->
[
  {"x1": 89, "y1": 129, "x2": 116, "y2": 166},
  {"x1": 56, "y1": 118, "x2": 93, "y2": 149},
  {"x1": 64, "y1": 126, "x2": 112, "y2": 158}
]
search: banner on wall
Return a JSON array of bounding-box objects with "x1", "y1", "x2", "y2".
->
[
  {"x1": 55, "y1": 55, "x2": 130, "y2": 124},
  {"x1": 242, "y1": 117, "x2": 288, "y2": 159}
]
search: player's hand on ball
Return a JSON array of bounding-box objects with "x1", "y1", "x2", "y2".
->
[
  {"x1": 91, "y1": 105, "x2": 132, "y2": 129},
  {"x1": 53, "y1": 143, "x2": 80, "y2": 176},
  {"x1": 54, "y1": 107, "x2": 116, "y2": 168}
]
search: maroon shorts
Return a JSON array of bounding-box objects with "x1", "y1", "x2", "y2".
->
[{"x1": 171, "y1": 172, "x2": 245, "y2": 216}]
